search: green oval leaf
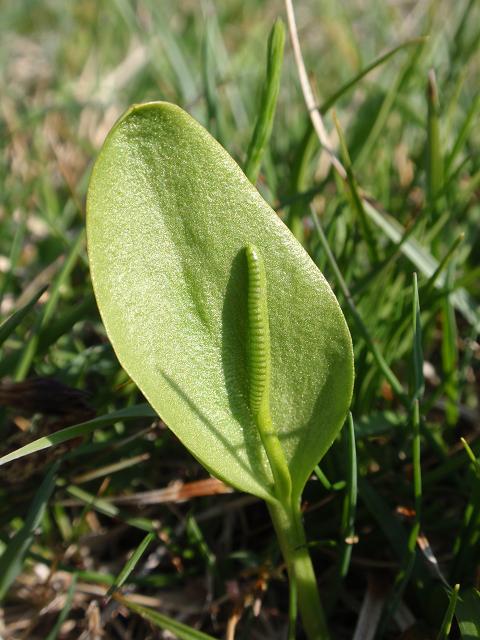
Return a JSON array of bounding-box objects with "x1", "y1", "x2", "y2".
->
[{"x1": 87, "y1": 102, "x2": 354, "y2": 502}]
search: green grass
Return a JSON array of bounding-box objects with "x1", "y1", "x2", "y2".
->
[{"x1": 0, "y1": 1, "x2": 479, "y2": 638}]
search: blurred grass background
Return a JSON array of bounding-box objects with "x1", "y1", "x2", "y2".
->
[{"x1": 0, "y1": 0, "x2": 479, "y2": 638}]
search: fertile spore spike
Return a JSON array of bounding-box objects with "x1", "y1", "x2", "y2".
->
[{"x1": 245, "y1": 244, "x2": 271, "y2": 417}]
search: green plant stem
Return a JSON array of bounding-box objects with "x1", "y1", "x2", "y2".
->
[
  {"x1": 288, "y1": 569, "x2": 298, "y2": 640},
  {"x1": 256, "y1": 408, "x2": 292, "y2": 503},
  {"x1": 268, "y1": 498, "x2": 330, "y2": 640}
]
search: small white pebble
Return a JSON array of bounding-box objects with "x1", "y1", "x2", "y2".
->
[{"x1": 0, "y1": 256, "x2": 11, "y2": 272}]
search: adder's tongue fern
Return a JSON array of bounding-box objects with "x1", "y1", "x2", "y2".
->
[{"x1": 86, "y1": 100, "x2": 353, "y2": 640}]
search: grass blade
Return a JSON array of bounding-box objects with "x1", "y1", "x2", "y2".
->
[
  {"x1": 412, "y1": 273, "x2": 424, "y2": 400},
  {"x1": 0, "y1": 461, "x2": 59, "y2": 600},
  {"x1": 112, "y1": 0, "x2": 198, "y2": 107},
  {"x1": 426, "y1": 69, "x2": 444, "y2": 209},
  {"x1": 0, "y1": 215, "x2": 26, "y2": 305},
  {"x1": 288, "y1": 121, "x2": 319, "y2": 244},
  {"x1": 461, "y1": 438, "x2": 480, "y2": 475},
  {"x1": 244, "y1": 18, "x2": 285, "y2": 183},
  {"x1": 0, "y1": 404, "x2": 156, "y2": 467},
  {"x1": 338, "y1": 413, "x2": 357, "y2": 579},
  {"x1": 412, "y1": 399, "x2": 422, "y2": 520},
  {"x1": 423, "y1": 233, "x2": 464, "y2": 296},
  {"x1": 450, "y1": 443, "x2": 480, "y2": 583},
  {"x1": 285, "y1": 0, "x2": 346, "y2": 178},
  {"x1": 378, "y1": 404, "x2": 421, "y2": 632},
  {"x1": 359, "y1": 477, "x2": 409, "y2": 559},
  {"x1": 202, "y1": 17, "x2": 223, "y2": 143},
  {"x1": 362, "y1": 199, "x2": 479, "y2": 330},
  {"x1": 287, "y1": 37, "x2": 425, "y2": 243},
  {"x1": 145, "y1": 1, "x2": 198, "y2": 105},
  {"x1": 446, "y1": 91, "x2": 480, "y2": 174},
  {"x1": 45, "y1": 574, "x2": 78, "y2": 640},
  {"x1": 314, "y1": 466, "x2": 346, "y2": 492},
  {"x1": 64, "y1": 485, "x2": 155, "y2": 533},
  {"x1": 333, "y1": 112, "x2": 378, "y2": 262},
  {"x1": 286, "y1": 0, "x2": 478, "y2": 332},
  {"x1": 0, "y1": 285, "x2": 47, "y2": 348},
  {"x1": 320, "y1": 38, "x2": 427, "y2": 114},
  {"x1": 375, "y1": 395, "x2": 422, "y2": 634},
  {"x1": 354, "y1": 41, "x2": 425, "y2": 167},
  {"x1": 456, "y1": 588, "x2": 480, "y2": 639},
  {"x1": 322, "y1": 415, "x2": 357, "y2": 613},
  {"x1": 116, "y1": 596, "x2": 219, "y2": 640},
  {"x1": 14, "y1": 231, "x2": 85, "y2": 381},
  {"x1": 106, "y1": 532, "x2": 155, "y2": 597},
  {"x1": 71, "y1": 453, "x2": 150, "y2": 484},
  {"x1": 204, "y1": 4, "x2": 248, "y2": 131},
  {"x1": 441, "y1": 262, "x2": 459, "y2": 425},
  {"x1": 437, "y1": 583, "x2": 460, "y2": 640},
  {"x1": 377, "y1": 521, "x2": 420, "y2": 636},
  {"x1": 311, "y1": 206, "x2": 408, "y2": 405},
  {"x1": 186, "y1": 515, "x2": 216, "y2": 573},
  {"x1": 0, "y1": 292, "x2": 96, "y2": 378}
]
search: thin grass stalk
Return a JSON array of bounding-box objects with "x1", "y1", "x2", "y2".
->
[{"x1": 311, "y1": 206, "x2": 408, "y2": 406}]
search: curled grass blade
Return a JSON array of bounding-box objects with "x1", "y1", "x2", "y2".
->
[
  {"x1": 314, "y1": 466, "x2": 346, "y2": 492},
  {"x1": 244, "y1": 19, "x2": 285, "y2": 183}
]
